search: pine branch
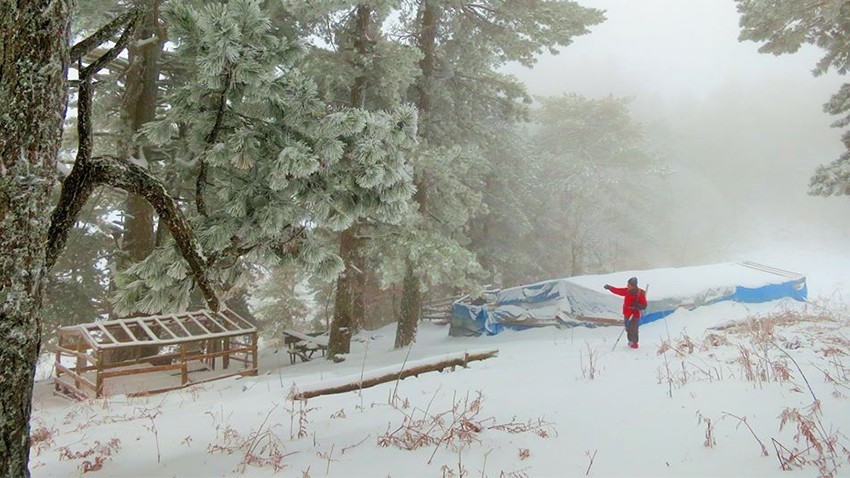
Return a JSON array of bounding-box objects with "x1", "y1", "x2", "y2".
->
[
  {"x1": 88, "y1": 155, "x2": 220, "y2": 312},
  {"x1": 70, "y1": 9, "x2": 140, "y2": 64},
  {"x1": 197, "y1": 69, "x2": 234, "y2": 217},
  {"x1": 47, "y1": 6, "x2": 220, "y2": 312}
]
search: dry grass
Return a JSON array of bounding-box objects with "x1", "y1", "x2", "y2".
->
[
  {"x1": 682, "y1": 305, "x2": 850, "y2": 476},
  {"x1": 57, "y1": 437, "x2": 122, "y2": 474},
  {"x1": 207, "y1": 404, "x2": 291, "y2": 473},
  {"x1": 580, "y1": 342, "x2": 600, "y2": 380},
  {"x1": 377, "y1": 391, "x2": 556, "y2": 466}
]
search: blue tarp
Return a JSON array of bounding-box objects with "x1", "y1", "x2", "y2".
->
[{"x1": 449, "y1": 262, "x2": 807, "y2": 337}]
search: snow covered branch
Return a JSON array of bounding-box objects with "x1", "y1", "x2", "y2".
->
[
  {"x1": 70, "y1": 9, "x2": 140, "y2": 64},
  {"x1": 46, "y1": 7, "x2": 220, "y2": 312},
  {"x1": 47, "y1": 155, "x2": 220, "y2": 311}
]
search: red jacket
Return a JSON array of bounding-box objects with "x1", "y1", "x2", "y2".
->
[{"x1": 607, "y1": 286, "x2": 647, "y2": 318}]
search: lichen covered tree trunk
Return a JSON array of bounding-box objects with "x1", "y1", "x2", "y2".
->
[
  {"x1": 394, "y1": 261, "x2": 421, "y2": 348},
  {"x1": 0, "y1": 1, "x2": 71, "y2": 475},
  {"x1": 327, "y1": 226, "x2": 365, "y2": 359}
]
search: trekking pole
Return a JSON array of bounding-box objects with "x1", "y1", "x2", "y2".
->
[{"x1": 611, "y1": 327, "x2": 626, "y2": 351}]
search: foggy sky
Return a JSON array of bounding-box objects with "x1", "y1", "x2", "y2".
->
[
  {"x1": 508, "y1": 0, "x2": 842, "y2": 106},
  {"x1": 506, "y1": 0, "x2": 850, "y2": 265}
]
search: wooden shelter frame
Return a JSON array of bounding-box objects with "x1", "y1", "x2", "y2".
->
[{"x1": 52, "y1": 309, "x2": 258, "y2": 400}]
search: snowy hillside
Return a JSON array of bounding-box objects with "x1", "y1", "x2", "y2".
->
[{"x1": 29, "y1": 246, "x2": 850, "y2": 477}]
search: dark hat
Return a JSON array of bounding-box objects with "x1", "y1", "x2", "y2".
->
[{"x1": 627, "y1": 277, "x2": 638, "y2": 286}]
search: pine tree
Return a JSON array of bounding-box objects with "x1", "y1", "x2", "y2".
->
[
  {"x1": 117, "y1": 0, "x2": 164, "y2": 271},
  {"x1": 389, "y1": 0, "x2": 605, "y2": 347},
  {"x1": 736, "y1": 0, "x2": 850, "y2": 196},
  {"x1": 279, "y1": 1, "x2": 422, "y2": 358},
  {"x1": 109, "y1": 0, "x2": 418, "y2": 317},
  {"x1": 251, "y1": 264, "x2": 312, "y2": 341},
  {"x1": 530, "y1": 94, "x2": 661, "y2": 277}
]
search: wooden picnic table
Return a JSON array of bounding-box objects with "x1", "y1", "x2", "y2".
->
[{"x1": 282, "y1": 330, "x2": 329, "y2": 364}]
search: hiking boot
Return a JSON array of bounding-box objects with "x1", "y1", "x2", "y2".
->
[{"x1": 629, "y1": 342, "x2": 638, "y2": 349}]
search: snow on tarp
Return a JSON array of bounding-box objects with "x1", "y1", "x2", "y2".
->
[{"x1": 449, "y1": 261, "x2": 807, "y2": 337}]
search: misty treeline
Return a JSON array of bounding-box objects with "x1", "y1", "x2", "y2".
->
[{"x1": 4, "y1": 0, "x2": 850, "y2": 475}]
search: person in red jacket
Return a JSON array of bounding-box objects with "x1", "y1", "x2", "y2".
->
[{"x1": 604, "y1": 277, "x2": 647, "y2": 349}]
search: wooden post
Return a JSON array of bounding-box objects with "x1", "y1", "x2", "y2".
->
[
  {"x1": 223, "y1": 336, "x2": 230, "y2": 369},
  {"x1": 95, "y1": 350, "x2": 104, "y2": 398},
  {"x1": 54, "y1": 335, "x2": 63, "y2": 391},
  {"x1": 251, "y1": 333, "x2": 258, "y2": 373},
  {"x1": 180, "y1": 344, "x2": 188, "y2": 385},
  {"x1": 74, "y1": 338, "x2": 83, "y2": 392}
]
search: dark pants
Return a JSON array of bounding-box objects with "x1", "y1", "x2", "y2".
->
[{"x1": 625, "y1": 316, "x2": 640, "y2": 344}]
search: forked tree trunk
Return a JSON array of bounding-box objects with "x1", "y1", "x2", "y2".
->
[{"x1": 0, "y1": 1, "x2": 71, "y2": 476}]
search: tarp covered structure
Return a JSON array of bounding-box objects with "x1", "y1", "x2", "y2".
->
[{"x1": 449, "y1": 261, "x2": 807, "y2": 336}]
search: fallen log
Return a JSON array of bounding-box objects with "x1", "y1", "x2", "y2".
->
[{"x1": 289, "y1": 349, "x2": 499, "y2": 401}]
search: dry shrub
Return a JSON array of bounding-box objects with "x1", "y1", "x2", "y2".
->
[
  {"x1": 580, "y1": 342, "x2": 600, "y2": 380},
  {"x1": 378, "y1": 391, "x2": 556, "y2": 463},
  {"x1": 657, "y1": 333, "x2": 698, "y2": 357},
  {"x1": 57, "y1": 437, "x2": 122, "y2": 474},
  {"x1": 29, "y1": 425, "x2": 56, "y2": 456},
  {"x1": 696, "y1": 411, "x2": 716, "y2": 448},
  {"x1": 704, "y1": 332, "x2": 729, "y2": 348},
  {"x1": 208, "y1": 405, "x2": 289, "y2": 473},
  {"x1": 774, "y1": 400, "x2": 850, "y2": 477},
  {"x1": 723, "y1": 308, "x2": 838, "y2": 345}
]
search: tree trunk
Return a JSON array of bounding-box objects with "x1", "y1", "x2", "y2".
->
[
  {"x1": 327, "y1": 4, "x2": 372, "y2": 359},
  {"x1": 0, "y1": 1, "x2": 71, "y2": 476},
  {"x1": 119, "y1": 0, "x2": 162, "y2": 266},
  {"x1": 328, "y1": 225, "x2": 365, "y2": 358},
  {"x1": 292, "y1": 349, "x2": 499, "y2": 400},
  {"x1": 113, "y1": 0, "x2": 164, "y2": 361},
  {"x1": 395, "y1": 0, "x2": 439, "y2": 349},
  {"x1": 394, "y1": 261, "x2": 421, "y2": 348}
]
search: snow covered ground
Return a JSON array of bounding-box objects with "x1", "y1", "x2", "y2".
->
[{"x1": 28, "y1": 245, "x2": 850, "y2": 477}]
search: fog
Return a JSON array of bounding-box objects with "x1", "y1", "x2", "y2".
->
[{"x1": 506, "y1": 0, "x2": 850, "y2": 267}]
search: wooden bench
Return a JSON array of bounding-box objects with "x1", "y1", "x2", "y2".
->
[{"x1": 282, "y1": 330, "x2": 329, "y2": 364}]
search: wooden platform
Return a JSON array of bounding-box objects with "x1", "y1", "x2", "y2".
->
[{"x1": 52, "y1": 309, "x2": 258, "y2": 399}]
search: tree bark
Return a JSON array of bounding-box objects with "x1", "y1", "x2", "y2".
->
[
  {"x1": 119, "y1": 0, "x2": 164, "y2": 266},
  {"x1": 395, "y1": 261, "x2": 422, "y2": 348},
  {"x1": 327, "y1": 4, "x2": 372, "y2": 359},
  {"x1": 328, "y1": 225, "x2": 365, "y2": 358},
  {"x1": 395, "y1": 0, "x2": 439, "y2": 349},
  {"x1": 0, "y1": 1, "x2": 71, "y2": 476}
]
